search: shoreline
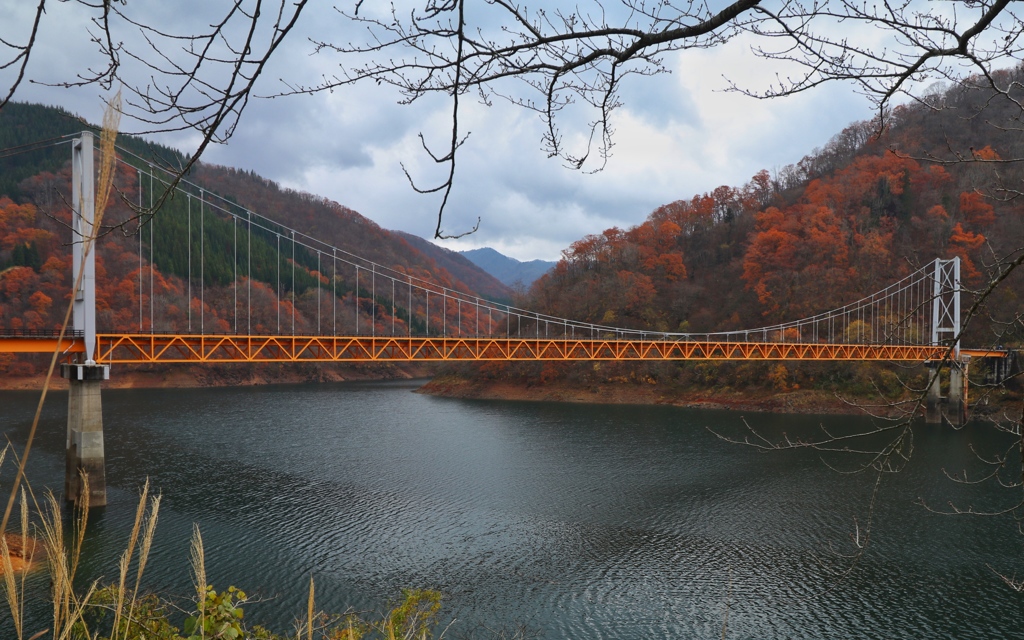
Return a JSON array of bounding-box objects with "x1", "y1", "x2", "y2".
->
[
  {"x1": 0, "y1": 368, "x2": 877, "y2": 417},
  {"x1": 417, "y1": 374, "x2": 882, "y2": 416},
  {"x1": 1, "y1": 534, "x2": 43, "y2": 575},
  {"x1": 4, "y1": 368, "x2": 1007, "y2": 420}
]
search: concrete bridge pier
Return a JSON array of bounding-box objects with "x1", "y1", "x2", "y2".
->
[
  {"x1": 947, "y1": 357, "x2": 969, "y2": 427},
  {"x1": 62, "y1": 363, "x2": 109, "y2": 507},
  {"x1": 988, "y1": 351, "x2": 1016, "y2": 384},
  {"x1": 925, "y1": 362, "x2": 942, "y2": 425}
]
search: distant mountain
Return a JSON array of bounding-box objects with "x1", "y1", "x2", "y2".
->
[
  {"x1": 459, "y1": 248, "x2": 554, "y2": 288},
  {"x1": 393, "y1": 232, "x2": 512, "y2": 302}
]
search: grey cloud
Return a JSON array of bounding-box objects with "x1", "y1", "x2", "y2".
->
[
  {"x1": 618, "y1": 70, "x2": 701, "y2": 130},
  {"x1": 2, "y1": 1, "x2": 878, "y2": 264},
  {"x1": 202, "y1": 98, "x2": 375, "y2": 180}
]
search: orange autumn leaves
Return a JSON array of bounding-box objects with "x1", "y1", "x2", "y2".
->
[
  {"x1": 0, "y1": 197, "x2": 64, "y2": 334},
  {"x1": 539, "y1": 219, "x2": 689, "y2": 327},
  {"x1": 742, "y1": 152, "x2": 997, "y2": 319},
  {"x1": 533, "y1": 146, "x2": 1007, "y2": 335},
  {"x1": 949, "y1": 190, "x2": 995, "y2": 280}
]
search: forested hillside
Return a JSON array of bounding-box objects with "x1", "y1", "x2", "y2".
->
[
  {"x1": 0, "y1": 103, "x2": 510, "y2": 379},
  {"x1": 445, "y1": 67, "x2": 1024, "y2": 400},
  {"x1": 532, "y1": 73, "x2": 1024, "y2": 343}
]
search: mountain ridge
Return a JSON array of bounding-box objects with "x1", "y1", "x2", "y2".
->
[{"x1": 459, "y1": 247, "x2": 554, "y2": 288}]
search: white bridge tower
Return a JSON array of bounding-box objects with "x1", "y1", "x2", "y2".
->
[{"x1": 62, "y1": 132, "x2": 109, "y2": 507}]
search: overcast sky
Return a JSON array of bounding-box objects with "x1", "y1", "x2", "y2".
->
[{"x1": 2, "y1": 1, "x2": 878, "y2": 262}]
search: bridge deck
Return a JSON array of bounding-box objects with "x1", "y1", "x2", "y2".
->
[
  {"x1": 0, "y1": 336, "x2": 84, "y2": 354},
  {"x1": 0, "y1": 333, "x2": 979, "y2": 362}
]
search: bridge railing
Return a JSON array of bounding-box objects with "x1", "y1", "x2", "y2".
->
[{"x1": 0, "y1": 329, "x2": 85, "y2": 339}]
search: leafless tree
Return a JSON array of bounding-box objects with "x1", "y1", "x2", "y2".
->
[
  {"x1": 276, "y1": 1, "x2": 1024, "y2": 235},
  {"x1": 4, "y1": 2, "x2": 1023, "y2": 231}
]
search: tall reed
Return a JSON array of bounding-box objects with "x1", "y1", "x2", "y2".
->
[
  {"x1": 36, "y1": 473, "x2": 96, "y2": 640},
  {"x1": 106, "y1": 478, "x2": 161, "y2": 640}
]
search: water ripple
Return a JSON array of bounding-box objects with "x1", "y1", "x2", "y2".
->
[{"x1": 2, "y1": 384, "x2": 1022, "y2": 638}]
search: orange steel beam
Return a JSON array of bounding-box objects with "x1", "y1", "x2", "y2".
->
[
  {"x1": 0, "y1": 336, "x2": 85, "y2": 354},
  {"x1": 960, "y1": 349, "x2": 1011, "y2": 358},
  {"x1": 90, "y1": 333, "x2": 955, "y2": 364}
]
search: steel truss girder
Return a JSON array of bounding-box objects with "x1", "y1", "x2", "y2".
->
[{"x1": 89, "y1": 334, "x2": 950, "y2": 364}]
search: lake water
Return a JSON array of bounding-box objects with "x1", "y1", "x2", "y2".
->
[{"x1": 2, "y1": 380, "x2": 1023, "y2": 638}]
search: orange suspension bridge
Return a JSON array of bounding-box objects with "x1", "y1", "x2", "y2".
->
[
  {"x1": 0, "y1": 133, "x2": 1003, "y2": 365},
  {"x1": 0, "y1": 133, "x2": 1007, "y2": 506}
]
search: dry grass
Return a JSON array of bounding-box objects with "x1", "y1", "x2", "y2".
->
[
  {"x1": 0, "y1": 481, "x2": 450, "y2": 640},
  {"x1": 109, "y1": 477, "x2": 161, "y2": 640},
  {"x1": 1, "y1": 484, "x2": 28, "y2": 638},
  {"x1": 36, "y1": 474, "x2": 96, "y2": 640},
  {"x1": 0, "y1": 464, "x2": 165, "y2": 640},
  {"x1": 94, "y1": 90, "x2": 121, "y2": 223},
  {"x1": 189, "y1": 523, "x2": 206, "y2": 617}
]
